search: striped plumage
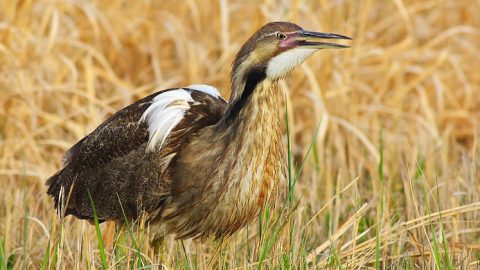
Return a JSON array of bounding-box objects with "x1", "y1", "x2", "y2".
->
[{"x1": 47, "y1": 22, "x2": 351, "y2": 241}]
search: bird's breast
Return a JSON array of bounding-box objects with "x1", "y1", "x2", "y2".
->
[{"x1": 158, "y1": 81, "x2": 287, "y2": 239}]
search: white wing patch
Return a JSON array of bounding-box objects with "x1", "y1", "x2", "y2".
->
[
  {"x1": 186, "y1": 84, "x2": 220, "y2": 98},
  {"x1": 140, "y1": 89, "x2": 193, "y2": 152},
  {"x1": 140, "y1": 85, "x2": 221, "y2": 152}
]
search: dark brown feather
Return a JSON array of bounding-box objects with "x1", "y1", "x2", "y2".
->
[{"x1": 46, "y1": 89, "x2": 227, "y2": 222}]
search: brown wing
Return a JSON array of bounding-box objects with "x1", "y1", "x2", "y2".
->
[{"x1": 46, "y1": 88, "x2": 227, "y2": 222}]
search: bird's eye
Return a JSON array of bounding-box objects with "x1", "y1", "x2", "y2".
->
[{"x1": 276, "y1": 32, "x2": 287, "y2": 40}]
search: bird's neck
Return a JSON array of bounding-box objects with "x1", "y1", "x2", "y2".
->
[
  {"x1": 175, "y1": 70, "x2": 286, "y2": 216},
  {"x1": 224, "y1": 67, "x2": 267, "y2": 121},
  {"x1": 222, "y1": 79, "x2": 282, "y2": 133},
  {"x1": 170, "y1": 73, "x2": 286, "y2": 232},
  {"x1": 214, "y1": 70, "x2": 285, "y2": 177},
  {"x1": 211, "y1": 75, "x2": 285, "y2": 212}
]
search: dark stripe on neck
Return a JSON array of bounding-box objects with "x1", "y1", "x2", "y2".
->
[{"x1": 224, "y1": 67, "x2": 266, "y2": 122}]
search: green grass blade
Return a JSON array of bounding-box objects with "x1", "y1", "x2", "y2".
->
[
  {"x1": 431, "y1": 230, "x2": 442, "y2": 269},
  {"x1": 180, "y1": 240, "x2": 192, "y2": 270},
  {"x1": 22, "y1": 161, "x2": 29, "y2": 270},
  {"x1": 375, "y1": 129, "x2": 384, "y2": 270},
  {"x1": 0, "y1": 239, "x2": 7, "y2": 270},
  {"x1": 115, "y1": 194, "x2": 146, "y2": 268},
  {"x1": 87, "y1": 190, "x2": 108, "y2": 269},
  {"x1": 41, "y1": 237, "x2": 51, "y2": 270},
  {"x1": 434, "y1": 173, "x2": 453, "y2": 270}
]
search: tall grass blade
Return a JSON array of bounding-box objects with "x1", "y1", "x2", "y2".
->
[
  {"x1": 22, "y1": 161, "x2": 28, "y2": 270},
  {"x1": 115, "y1": 194, "x2": 146, "y2": 268},
  {"x1": 87, "y1": 190, "x2": 108, "y2": 269},
  {"x1": 0, "y1": 239, "x2": 7, "y2": 270},
  {"x1": 41, "y1": 237, "x2": 51, "y2": 270},
  {"x1": 375, "y1": 129, "x2": 384, "y2": 270}
]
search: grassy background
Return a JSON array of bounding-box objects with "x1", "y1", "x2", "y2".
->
[{"x1": 1, "y1": 0, "x2": 480, "y2": 268}]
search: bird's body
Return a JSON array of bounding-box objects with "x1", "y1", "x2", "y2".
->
[{"x1": 47, "y1": 22, "x2": 350, "y2": 241}]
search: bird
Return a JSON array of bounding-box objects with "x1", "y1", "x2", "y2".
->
[{"x1": 46, "y1": 21, "x2": 351, "y2": 243}]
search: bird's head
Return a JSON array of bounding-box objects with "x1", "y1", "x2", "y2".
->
[{"x1": 232, "y1": 22, "x2": 352, "y2": 82}]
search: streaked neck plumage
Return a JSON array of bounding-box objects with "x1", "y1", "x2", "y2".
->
[
  {"x1": 212, "y1": 70, "x2": 285, "y2": 220},
  {"x1": 222, "y1": 74, "x2": 281, "y2": 132},
  {"x1": 224, "y1": 68, "x2": 269, "y2": 123},
  {"x1": 218, "y1": 65, "x2": 286, "y2": 205},
  {"x1": 170, "y1": 56, "x2": 287, "y2": 238}
]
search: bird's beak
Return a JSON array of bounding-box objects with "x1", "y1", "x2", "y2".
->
[{"x1": 290, "y1": 30, "x2": 352, "y2": 49}]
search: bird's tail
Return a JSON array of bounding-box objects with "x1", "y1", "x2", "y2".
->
[{"x1": 46, "y1": 168, "x2": 66, "y2": 215}]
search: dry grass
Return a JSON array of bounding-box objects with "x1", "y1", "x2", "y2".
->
[{"x1": 1, "y1": 0, "x2": 480, "y2": 269}]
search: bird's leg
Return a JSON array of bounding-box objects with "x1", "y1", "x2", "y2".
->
[{"x1": 150, "y1": 236, "x2": 166, "y2": 258}]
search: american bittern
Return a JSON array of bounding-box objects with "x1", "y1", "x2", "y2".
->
[{"x1": 47, "y1": 22, "x2": 351, "y2": 242}]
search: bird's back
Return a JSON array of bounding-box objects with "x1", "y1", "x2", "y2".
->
[{"x1": 46, "y1": 86, "x2": 227, "y2": 223}]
